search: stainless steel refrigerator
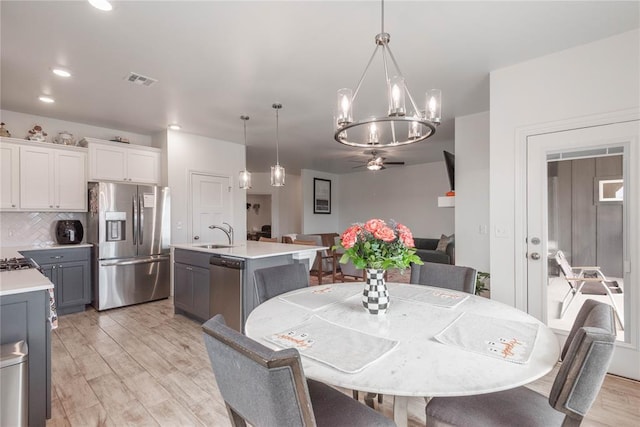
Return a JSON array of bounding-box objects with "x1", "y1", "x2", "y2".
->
[{"x1": 87, "y1": 182, "x2": 170, "y2": 310}]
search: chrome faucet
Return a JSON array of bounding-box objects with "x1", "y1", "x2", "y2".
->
[{"x1": 209, "y1": 222, "x2": 234, "y2": 245}]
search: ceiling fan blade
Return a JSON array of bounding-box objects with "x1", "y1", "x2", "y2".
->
[{"x1": 385, "y1": 161, "x2": 405, "y2": 165}]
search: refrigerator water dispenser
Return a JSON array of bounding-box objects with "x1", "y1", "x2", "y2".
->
[{"x1": 105, "y1": 212, "x2": 126, "y2": 241}]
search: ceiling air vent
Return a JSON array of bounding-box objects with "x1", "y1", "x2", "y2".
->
[{"x1": 124, "y1": 72, "x2": 157, "y2": 87}]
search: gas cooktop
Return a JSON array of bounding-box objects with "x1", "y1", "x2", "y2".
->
[{"x1": 0, "y1": 257, "x2": 37, "y2": 272}]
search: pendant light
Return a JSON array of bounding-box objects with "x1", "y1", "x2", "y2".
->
[
  {"x1": 270, "y1": 103, "x2": 285, "y2": 187},
  {"x1": 334, "y1": 0, "x2": 441, "y2": 148},
  {"x1": 238, "y1": 115, "x2": 252, "y2": 189}
]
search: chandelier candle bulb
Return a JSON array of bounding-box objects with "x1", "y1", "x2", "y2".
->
[
  {"x1": 388, "y1": 76, "x2": 406, "y2": 116},
  {"x1": 368, "y1": 123, "x2": 379, "y2": 144},
  {"x1": 427, "y1": 89, "x2": 442, "y2": 123},
  {"x1": 337, "y1": 88, "x2": 353, "y2": 126},
  {"x1": 408, "y1": 118, "x2": 422, "y2": 139}
]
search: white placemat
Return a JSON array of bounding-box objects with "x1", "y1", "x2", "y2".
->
[
  {"x1": 392, "y1": 286, "x2": 470, "y2": 309},
  {"x1": 434, "y1": 312, "x2": 540, "y2": 364},
  {"x1": 266, "y1": 316, "x2": 399, "y2": 373},
  {"x1": 279, "y1": 285, "x2": 361, "y2": 311}
]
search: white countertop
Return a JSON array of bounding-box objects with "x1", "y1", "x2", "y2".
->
[
  {"x1": 0, "y1": 244, "x2": 91, "y2": 296},
  {"x1": 0, "y1": 268, "x2": 53, "y2": 297},
  {"x1": 172, "y1": 240, "x2": 328, "y2": 260},
  {"x1": 1, "y1": 243, "x2": 93, "y2": 259}
]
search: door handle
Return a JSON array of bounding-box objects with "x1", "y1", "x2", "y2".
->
[
  {"x1": 132, "y1": 194, "x2": 138, "y2": 245},
  {"x1": 138, "y1": 194, "x2": 144, "y2": 245},
  {"x1": 194, "y1": 236, "x2": 200, "y2": 240},
  {"x1": 530, "y1": 252, "x2": 541, "y2": 260}
]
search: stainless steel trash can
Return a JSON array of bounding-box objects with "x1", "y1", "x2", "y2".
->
[{"x1": 0, "y1": 340, "x2": 28, "y2": 427}]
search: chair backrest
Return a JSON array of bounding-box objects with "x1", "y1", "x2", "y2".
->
[
  {"x1": 409, "y1": 262, "x2": 476, "y2": 294},
  {"x1": 202, "y1": 315, "x2": 316, "y2": 426},
  {"x1": 555, "y1": 250, "x2": 576, "y2": 279},
  {"x1": 333, "y1": 236, "x2": 363, "y2": 278},
  {"x1": 549, "y1": 300, "x2": 616, "y2": 423},
  {"x1": 259, "y1": 237, "x2": 277, "y2": 242},
  {"x1": 296, "y1": 234, "x2": 332, "y2": 272},
  {"x1": 254, "y1": 263, "x2": 310, "y2": 304}
]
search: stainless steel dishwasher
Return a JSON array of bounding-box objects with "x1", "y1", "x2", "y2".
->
[{"x1": 210, "y1": 255, "x2": 245, "y2": 332}]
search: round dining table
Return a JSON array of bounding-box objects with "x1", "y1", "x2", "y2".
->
[{"x1": 245, "y1": 283, "x2": 560, "y2": 427}]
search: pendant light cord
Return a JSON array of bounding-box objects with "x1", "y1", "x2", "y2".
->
[
  {"x1": 381, "y1": 0, "x2": 384, "y2": 34},
  {"x1": 275, "y1": 107, "x2": 280, "y2": 164}
]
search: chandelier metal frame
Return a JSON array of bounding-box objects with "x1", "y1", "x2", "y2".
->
[{"x1": 334, "y1": 0, "x2": 441, "y2": 148}]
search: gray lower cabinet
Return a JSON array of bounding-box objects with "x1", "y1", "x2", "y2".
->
[
  {"x1": 174, "y1": 249, "x2": 211, "y2": 321},
  {"x1": 0, "y1": 290, "x2": 51, "y2": 426},
  {"x1": 23, "y1": 248, "x2": 91, "y2": 315}
]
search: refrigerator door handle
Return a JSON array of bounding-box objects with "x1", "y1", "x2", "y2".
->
[
  {"x1": 138, "y1": 193, "x2": 144, "y2": 245},
  {"x1": 132, "y1": 194, "x2": 138, "y2": 245},
  {"x1": 100, "y1": 255, "x2": 170, "y2": 267}
]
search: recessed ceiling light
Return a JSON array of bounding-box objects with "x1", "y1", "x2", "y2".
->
[
  {"x1": 88, "y1": 0, "x2": 113, "y2": 12},
  {"x1": 168, "y1": 124, "x2": 181, "y2": 131},
  {"x1": 52, "y1": 68, "x2": 71, "y2": 78},
  {"x1": 39, "y1": 96, "x2": 55, "y2": 103}
]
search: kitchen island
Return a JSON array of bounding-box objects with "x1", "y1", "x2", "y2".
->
[
  {"x1": 171, "y1": 241, "x2": 327, "y2": 330},
  {"x1": 0, "y1": 264, "x2": 54, "y2": 427}
]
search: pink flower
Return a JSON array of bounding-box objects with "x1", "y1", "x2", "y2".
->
[
  {"x1": 364, "y1": 219, "x2": 386, "y2": 234},
  {"x1": 341, "y1": 225, "x2": 361, "y2": 249},
  {"x1": 374, "y1": 226, "x2": 396, "y2": 242},
  {"x1": 396, "y1": 223, "x2": 415, "y2": 247}
]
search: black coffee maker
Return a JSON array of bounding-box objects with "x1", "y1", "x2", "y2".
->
[{"x1": 55, "y1": 220, "x2": 83, "y2": 244}]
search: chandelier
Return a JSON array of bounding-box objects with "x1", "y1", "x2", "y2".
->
[
  {"x1": 238, "y1": 115, "x2": 252, "y2": 189},
  {"x1": 270, "y1": 103, "x2": 285, "y2": 187},
  {"x1": 334, "y1": 0, "x2": 441, "y2": 148}
]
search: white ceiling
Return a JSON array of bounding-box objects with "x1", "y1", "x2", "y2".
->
[{"x1": 1, "y1": 1, "x2": 638, "y2": 174}]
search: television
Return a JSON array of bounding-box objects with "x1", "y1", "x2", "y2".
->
[{"x1": 443, "y1": 151, "x2": 455, "y2": 193}]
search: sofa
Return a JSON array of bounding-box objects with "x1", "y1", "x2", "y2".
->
[{"x1": 413, "y1": 237, "x2": 455, "y2": 265}]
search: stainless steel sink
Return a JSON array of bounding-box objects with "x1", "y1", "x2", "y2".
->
[{"x1": 197, "y1": 244, "x2": 233, "y2": 249}]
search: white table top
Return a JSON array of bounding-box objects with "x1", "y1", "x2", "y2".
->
[{"x1": 245, "y1": 283, "x2": 560, "y2": 398}]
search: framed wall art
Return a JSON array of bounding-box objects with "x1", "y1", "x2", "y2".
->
[{"x1": 313, "y1": 178, "x2": 331, "y2": 214}]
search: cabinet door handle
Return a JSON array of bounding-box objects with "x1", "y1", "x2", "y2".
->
[
  {"x1": 50, "y1": 256, "x2": 63, "y2": 259},
  {"x1": 11, "y1": 204, "x2": 15, "y2": 207},
  {"x1": 56, "y1": 205, "x2": 60, "y2": 208},
  {"x1": 49, "y1": 205, "x2": 53, "y2": 208}
]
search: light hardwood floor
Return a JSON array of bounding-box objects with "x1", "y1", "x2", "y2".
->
[{"x1": 48, "y1": 298, "x2": 640, "y2": 427}]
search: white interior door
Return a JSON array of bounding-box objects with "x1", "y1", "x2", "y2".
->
[
  {"x1": 526, "y1": 120, "x2": 639, "y2": 380},
  {"x1": 190, "y1": 173, "x2": 232, "y2": 244}
]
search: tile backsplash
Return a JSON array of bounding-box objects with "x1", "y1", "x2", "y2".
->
[{"x1": 0, "y1": 212, "x2": 87, "y2": 247}]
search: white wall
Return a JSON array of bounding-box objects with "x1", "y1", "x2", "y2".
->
[
  {"x1": 0, "y1": 109, "x2": 151, "y2": 146},
  {"x1": 337, "y1": 162, "x2": 454, "y2": 238},
  {"x1": 455, "y1": 111, "x2": 490, "y2": 273},
  {"x1": 490, "y1": 29, "x2": 640, "y2": 306},
  {"x1": 248, "y1": 172, "x2": 302, "y2": 239},
  {"x1": 300, "y1": 169, "x2": 340, "y2": 234},
  {"x1": 167, "y1": 130, "x2": 246, "y2": 244}
]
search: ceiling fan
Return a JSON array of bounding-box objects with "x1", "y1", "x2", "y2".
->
[{"x1": 350, "y1": 150, "x2": 405, "y2": 171}]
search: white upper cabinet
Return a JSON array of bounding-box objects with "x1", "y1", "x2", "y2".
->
[
  {"x1": 19, "y1": 143, "x2": 87, "y2": 211},
  {"x1": 0, "y1": 142, "x2": 20, "y2": 210},
  {"x1": 85, "y1": 138, "x2": 161, "y2": 185}
]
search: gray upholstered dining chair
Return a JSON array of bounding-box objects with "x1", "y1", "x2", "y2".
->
[
  {"x1": 202, "y1": 314, "x2": 395, "y2": 427},
  {"x1": 425, "y1": 299, "x2": 616, "y2": 427},
  {"x1": 254, "y1": 263, "x2": 310, "y2": 304},
  {"x1": 410, "y1": 262, "x2": 477, "y2": 294}
]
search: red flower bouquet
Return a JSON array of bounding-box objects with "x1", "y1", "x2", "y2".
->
[{"x1": 337, "y1": 219, "x2": 423, "y2": 270}]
